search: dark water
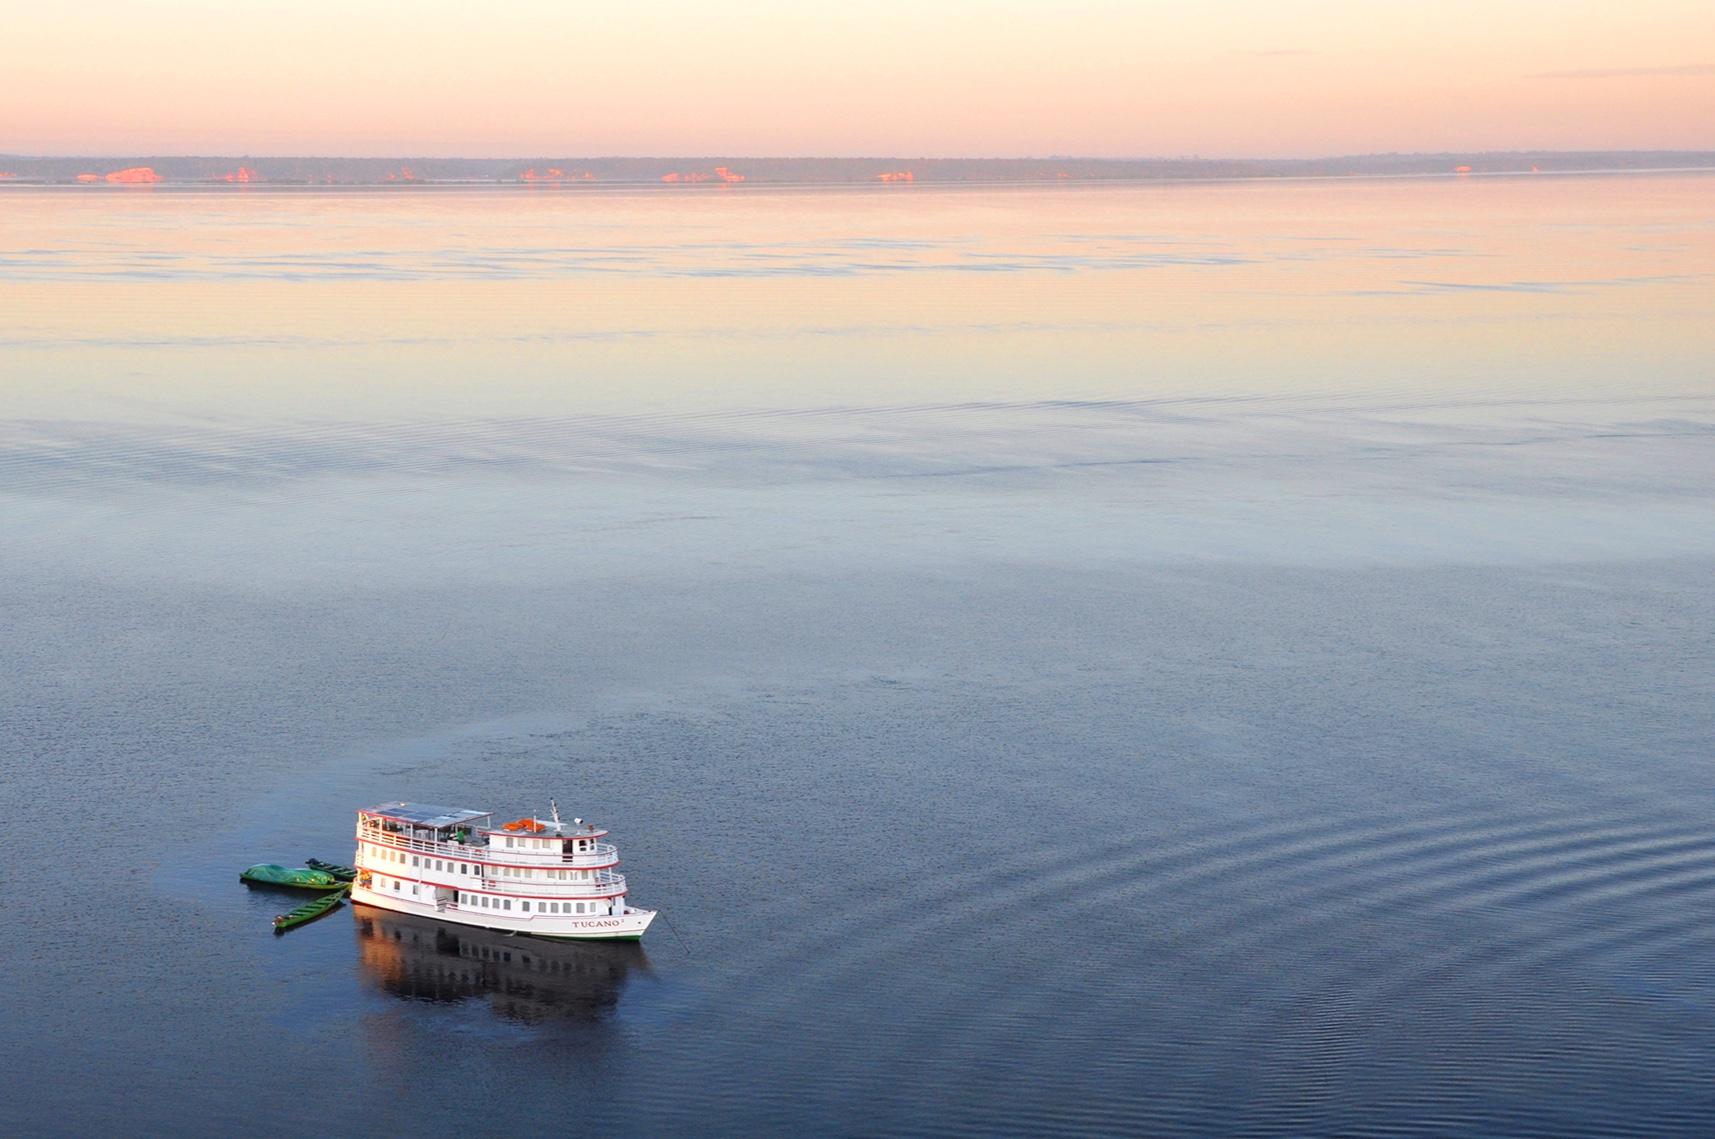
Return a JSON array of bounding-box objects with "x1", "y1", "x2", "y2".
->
[{"x1": 3, "y1": 177, "x2": 1714, "y2": 1136}]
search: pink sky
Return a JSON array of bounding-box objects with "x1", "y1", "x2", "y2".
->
[{"x1": 4, "y1": 1, "x2": 1712, "y2": 157}]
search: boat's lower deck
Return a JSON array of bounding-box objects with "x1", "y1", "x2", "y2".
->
[{"x1": 350, "y1": 884, "x2": 655, "y2": 940}]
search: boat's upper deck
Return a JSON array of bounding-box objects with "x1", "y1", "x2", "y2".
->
[
  {"x1": 483, "y1": 819, "x2": 608, "y2": 842},
  {"x1": 356, "y1": 802, "x2": 619, "y2": 869},
  {"x1": 362, "y1": 802, "x2": 492, "y2": 831}
]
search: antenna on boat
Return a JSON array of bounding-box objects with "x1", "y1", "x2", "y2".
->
[{"x1": 550, "y1": 798, "x2": 563, "y2": 833}]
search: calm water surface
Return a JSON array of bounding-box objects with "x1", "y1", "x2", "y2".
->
[{"x1": 3, "y1": 176, "x2": 1714, "y2": 1136}]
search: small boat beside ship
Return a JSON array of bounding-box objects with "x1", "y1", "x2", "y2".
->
[
  {"x1": 273, "y1": 885, "x2": 351, "y2": 933},
  {"x1": 305, "y1": 857, "x2": 358, "y2": 881},
  {"x1": 240, "y1": 863, "x2": 347, "y2": 891},
  {"x1": 349, "y1": 800, "x2": 656, "y2": 941}
]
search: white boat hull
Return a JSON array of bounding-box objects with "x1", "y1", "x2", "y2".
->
[{"x1": 351, "y1": 885, "x2": 656, "y2": 941}]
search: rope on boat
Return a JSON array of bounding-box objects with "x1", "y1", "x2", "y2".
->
[{"x1": 657, "y1": 911, "x2": 695, "y2": 958}]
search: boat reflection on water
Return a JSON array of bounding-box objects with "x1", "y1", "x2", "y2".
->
[{"x1": 353, "y1": 903, "x2": 651, "y2": 1024}]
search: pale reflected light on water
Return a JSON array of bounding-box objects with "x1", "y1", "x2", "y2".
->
[{"x1": 2, "y1": 176, "x2": 1713, "y2": 1136}]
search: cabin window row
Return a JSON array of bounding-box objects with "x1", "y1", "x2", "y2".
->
[
  {"x1": 456, "y1": 893, "x2": 604, "y2": 915},
  {"x1": 380, "y1": 848, "x2": 601, "y2": 881},
  {"x1": 388, "y1": 850, "x2": 479, "y2": 875},
  {"x1": 501, "y1": 836, "x2": 596, "y2": 851},
  {"x1": 497, "y1": 864, "x2": 592, "y2": 880}
]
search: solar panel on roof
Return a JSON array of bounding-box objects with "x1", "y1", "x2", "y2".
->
[{"x1": 363, "y1": 801, "x2": 490, "y2": 828}]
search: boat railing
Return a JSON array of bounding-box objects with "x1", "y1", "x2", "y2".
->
[
  {"x1": 358, "y1": 829, "x2": 481, "y2": 858},
  {"x1": 479, "y1": 871, "x2": 628, "y2": 896},
  {"x1": 358, "y1": 828, "x2": 617, "y2": 866}
]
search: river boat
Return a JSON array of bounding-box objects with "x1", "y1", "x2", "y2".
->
[
  {"x1": 350, "y1": 801, "x2": 656, "y2": 941},
  {"x1": 241, "y1": 863, "x2": 346, "y2": 890},
  {"x1": 305, "y1": 857, "x2": 358, "y2": 881},
  {"x1": 273, "y1": 885, "x2": 350, "y2": 932}
]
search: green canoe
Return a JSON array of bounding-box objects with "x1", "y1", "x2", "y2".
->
[
  {"x1": 305, "y1": 857, "x2": 358, "y2": 881},
  {"x1": 273, "y1": 884, "x2": 351, "y2": 933},
  {"x1": 240, "y1": 863, "x2": 346, "y2": 890}
]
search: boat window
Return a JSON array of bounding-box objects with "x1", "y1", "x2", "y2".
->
[
  {"x1": 521, "y1": 901, "x2": 530, "y2": 912},
  {"x1": 503, "y1": 899, "x2": 512, "y2": 910}
]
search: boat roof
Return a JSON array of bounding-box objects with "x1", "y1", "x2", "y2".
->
[{"x1": 362, "y1": 802, "x2": 491, "y2": 828}]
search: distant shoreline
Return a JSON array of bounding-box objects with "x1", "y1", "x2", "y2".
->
[{"x1": 2, "y1": 151, "x2": 1712, "y2": 188}]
